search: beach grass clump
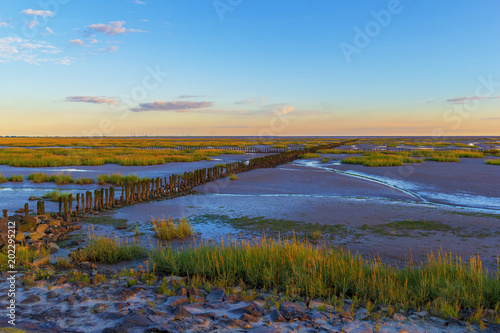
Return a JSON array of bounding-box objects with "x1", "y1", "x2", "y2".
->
[
  {"x1": 72, "y1": 234, "x2": 146, "y2": 264},
  {"x1": 152, "y1": 217, "x2": 194, "y2": 240},
  {"x1": 485, "y1": 159, "x2": 500, "y2": 166},
  {"x1": 149, "y1": 236, "x2": 500, "y2": 315},
  {"x1": 8, "y1": 175, "x2": 23, "y2": 182},
  {"x1": 300, "y1": 153, "x2": 321, "y2": 159},
  {"x1": 27, "y1": 173, "x2": 50, "y2": 183},
  {"x1": 97, "y1": 173, "x2": 145, "y2": 185},
  {"x1": 0, "y1": 172, "x2": 7, "y2": 183},
  {"x1": 229, "y1": 174, "x2": 239, "y2": 180},
  {"x1": 27, "y1": 172, "x2": 73, "y2": 184},
  {"x1": 42, "y1": 190, "x2": 72, "y2": 201},
  {"x1": 425, "y1": 156, "x2": 461, "y2": 162},
  {"x1": 342, "y1": 153, "x2": 422, "y2": 167},
  {"x1": 72, "y1": 178, "x2": 94, "y2": 185}
]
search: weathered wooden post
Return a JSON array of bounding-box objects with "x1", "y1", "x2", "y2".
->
[
  {"x1": 59, "y1": 197, "x2": 63, "y2": 215},
  {"x1": 125, "y1": 185, "x2": 130, "y2": 204},
  {"x1": 24, "y1": 203, "x2": 29, "y2": 217},
  {"x1": 89, "y1": 192, "x2": 93, "y2": 212},
  {"x1": 2, "y1": 209, "x2": 7, "y2": 218},
  {"x1": 121, "y1": 186, "x2": 125, "y2": 203},
  {"x1": 68, "y1": 194, "x2": 73, "y2": 216},
  {"x1": 76, "y1": 193, "x2": 80, "y2": 213}
]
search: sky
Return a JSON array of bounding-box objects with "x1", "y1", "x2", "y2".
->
[{"x1": 1, "y1": 0, "x2": 499, "y2": 137}]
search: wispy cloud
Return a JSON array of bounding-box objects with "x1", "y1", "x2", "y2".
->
[
  {"x1": 69, "y1": 39, "x2": 84, "y2": 46},
  {"x1": 0, "y1": 22, "x2": 10, "y2": 28},
  {"x1": 447, "y1": 96, "x2": 500, "y2": 104},
  {"x1": 86, "y1": 21, "x2": 148, "y2": 36},
  {"x1": 131, "y1": 101, "x2": 213, "y2": 112},
  {"x1": 99, "y1": 46, "x2": 119, "y2": 53},
  {"x1": 45, "y1": 27, "x2": 54, "y2": 34},
  {"x1": 234, "y1": 97, "x2": 267, "y2": 105},
  {"x1": 64, "y1": 96, "x2": 119, "y2": 105},
  {"x1": 133, "y1": 0, "x2": 147, "y2": 4},
  {"x1": 21, "y1": 9, "x2": 55, "y2": 17},
  {"x1": 178, "y1": 95, "x2": 202, "y2": 99},
  {"x1": 481, "y1": 117, "x2": 500, "y2": 120}
]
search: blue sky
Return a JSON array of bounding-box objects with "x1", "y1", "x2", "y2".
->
[{"x1": 1, "y1": 0, "x2": 499, "y2": 136}]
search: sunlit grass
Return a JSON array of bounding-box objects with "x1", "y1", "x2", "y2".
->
[
  {"x1": 486, "y1": 159, "x2": 500, "y2": 166},
  {"x1": 300, "y1": 153, "x2": 321, "y2": 159},
  {"x1": 8, "y1": 174, "x2": 23, "y2": 182},
  {"x1": 42, "y1": 190, "x2": 72, "y2": 201},
  {"x1": 27, "y1": 172, "x2": 73, "y2": 184},
  {"x1": 342, "y1": 153, "x2": 423, "y2": 167},
  {"x1": 151, "y1": 217, "x2": 194, "y2": 240},
  {"x1": 97, "y1": 173, "x2": 147, "y2": 185},
  {"x1": 72, "y1": 232, "x2": 146, "y2": 264}
]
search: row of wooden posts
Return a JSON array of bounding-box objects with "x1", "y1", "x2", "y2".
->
[{"x1": 12, "y1": 141, "x2": 348, "y2": 218}]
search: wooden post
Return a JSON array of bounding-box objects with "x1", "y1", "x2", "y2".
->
[
  {"x1": 105, "y1": 189, "x2": 109, "y2": 208},
  {"x1": 68, "y1": 194, "x2": 73, "y2": 215},
  {"x1": 2, "y1": 209, "x2": 7, "y2": 218},
  {"x1": 24, "y1": 203, "x2": 29, "y2": 217},
  {"x1": 59, "y1": 197, "x2": 63, "y2": 215},
  {"x1": 76, "y1": 193, "x2": 80, "y2": 213}
]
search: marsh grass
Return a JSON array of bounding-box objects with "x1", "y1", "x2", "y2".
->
[
  {"x1": 342, "y1": 153, "x2": 422, "y2": 167},
  {"x1": 300, "y1": 153, "x2": 321, "y2": 159},
  {"x1": 149, "y1": 236, "x2": 500, "y2": 314},
  {"x1": 73, "y1": 178, "x2": 94, "y2": 185},
  {"x1": 0, "y1": 172, "x2": 7, "y2": 183},
  {"x1": 486, "y1": 159, "x2": 500, "y2": 166},
  {"x1": 72, "y1": 232, "x2": 146, "y2": 264},
  {"x1": 27, "y1": 172, "x2": 73, "y2": 184},
  {"x1": 229, "y1": 174, "x2": 239, "y2": 180},
  {"x1": 97, "y1": 173, "x2": 147, "y2": 185},
  {"x1": 0, "y1": 246, "x2": 50, "y2": 270},
  {"x1": 42, "y1": 190, "x2": 72, "y2": 201},
  {"x1": 151, "y1": 216, "x2": 193, "y2": 240},
  {"x1": 8, "y1": 175, "x2": 23, "y2": 182}
]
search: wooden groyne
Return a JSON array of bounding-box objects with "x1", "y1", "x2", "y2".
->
[{"x1": 17, "y1": 141, "x2": 351, "y2": 218}]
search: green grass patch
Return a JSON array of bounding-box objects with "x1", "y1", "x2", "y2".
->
[
  {"x1": 192, "y1": 214, "x2": 352, "y2": 240},
  {"x1": 152, "y1": 217, "x2": 194, "y2": 240},
  {"x1": 149, "y1": 236, "x2": 500, "y2": 312},
  {"x1": 42, "y1": 190, "x2": 72, "y2": 201},
  {"x1": 97, "y1": 173, "x2": 147, "y2": 185},
  {"x1": 82, "y1": 215, "x2": 128, "y2": 228},
  {"x1": 72, "y1": 178, "x2": 94, "y2": 185},
  {"x1": 300, "y1": 153, "x2": 321, "y2": 159},
  {"x1": 0, "y1": 172, "x2": 7, "y2": 183},
  {"x1": 485, "y1": 159, "x2": 500, "y2": 166},
  {"x1": 8, "y1": 174, "x2": 23, "y2": 182},
  {"x1": 342, "y1": 153, "x2": 423, "y2": 167},
  {"x1": 72, "y1": 235, "x2": 146, "y2": 264},
  {"x1": 425, "y1": 157, "x2": 461, "y2": 162}
]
